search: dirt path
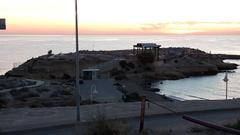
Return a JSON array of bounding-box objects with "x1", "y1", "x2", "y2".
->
[{"x1": 0, "y1": 79, "x2": 44, "y2": 93}]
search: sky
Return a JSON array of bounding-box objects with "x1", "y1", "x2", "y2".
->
[{"x1": 0, "y1": 0, "x2": 240, "y2": 35}]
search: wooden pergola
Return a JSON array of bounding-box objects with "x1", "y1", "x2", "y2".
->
[{"x1": 133, "y1": 43, "x2": 161, "y2": 60}]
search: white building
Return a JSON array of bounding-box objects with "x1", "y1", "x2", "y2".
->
[{"x1": 80, "y1": 69, "x2": 123, "y2": 103}]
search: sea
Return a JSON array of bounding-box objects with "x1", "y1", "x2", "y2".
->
[{"x1": 0, "y1": 35, "x2": 240, "y2": 100}]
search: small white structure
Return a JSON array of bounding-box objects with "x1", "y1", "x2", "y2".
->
[
  {"x1": 82, "y1": 69, "x2": 99, "y2": 80},
  {"x1": 80, "y1": 68, "x2": 123, "y2": 103}
]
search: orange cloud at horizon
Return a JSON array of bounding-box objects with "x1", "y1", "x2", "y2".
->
[
  {"x1": 1, "y1": 0, "x2": 240, "y2": 35},
  {"x1": 140, "y1": 22, "x2": 240, "y2": 35},
  {"x1": 1, "y1": 21, "x2": 240, "y2": 35}
]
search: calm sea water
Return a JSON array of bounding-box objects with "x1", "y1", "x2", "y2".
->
[
  {"x1": 0, "y1": 35, "x2": 240, "y2": 100},
  {"x1": 153, "y1": 60, "x2": 240, "y2": 100}
]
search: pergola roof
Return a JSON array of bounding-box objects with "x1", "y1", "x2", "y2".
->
[{"x1": 134, "y1": 43, "x2": 161, "y2": 48}]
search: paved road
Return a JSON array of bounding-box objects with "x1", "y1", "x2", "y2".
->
[
  {"x1": 4, "y1": 109, "x2": 240, "y2": 135},
  {"x1": 1, "y1": 100, "x2": 240, "y2": 134}
]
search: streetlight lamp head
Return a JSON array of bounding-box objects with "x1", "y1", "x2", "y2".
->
[{"x1": 223, "y1": 71, "x2": 229, "y2": 82}]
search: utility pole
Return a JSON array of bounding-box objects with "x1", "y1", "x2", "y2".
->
[
  {"x1": 223, "y1": 71, "x2": 229, "y2": 100},
  {"x1": 75, "y1": 0, "x2": 80, "y2": 122},
  {"x1": 139, "y1": 96, "x2": 146, "y2": 133}
]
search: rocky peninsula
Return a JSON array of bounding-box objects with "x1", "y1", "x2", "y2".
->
[
  {"x1": 0, "y1": 47, "x2": 239, "y2": 108},
  {"x1": 5, "y1": 48, "x2": 238, "y2": 80}
]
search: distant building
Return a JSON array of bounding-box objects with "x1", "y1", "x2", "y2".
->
[{"x1": 133, "y1": 43, "x2": 161, "y2": 60}]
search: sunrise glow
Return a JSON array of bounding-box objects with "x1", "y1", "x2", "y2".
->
[{"x1": 1, "y1": 0, "x2": 240, "y2": 35}]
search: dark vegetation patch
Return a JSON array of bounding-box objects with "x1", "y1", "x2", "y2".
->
[
  {"x1": 119, "y1": 60, "x2": 135, "y2": 71},
  {"x1": 137, "y1": 52, "x2": 154, "y2": 65},
  {"x1": 85, "y1": 113, "x2": 129, "y2": 135},
  {"x1": 225, "y1": 120, "x2": 240, "y2": 130},
  {"x1": 122, "y1": 92, "x2": 141, "y2": 102}
]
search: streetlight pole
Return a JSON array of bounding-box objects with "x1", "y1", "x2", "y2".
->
[
  {"x1": 75, "y1": 0, "x2": 80, "y2": 122},
  {"x1": 223, "y1": 71, "x2": 229, "y2": 100}
]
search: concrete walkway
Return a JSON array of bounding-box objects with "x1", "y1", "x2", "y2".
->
[
  {"x1": 0, "y1": 79, "x2": 44, "y2": 93},
  {"x1": 0, "y1": 100, "x2": 240, "y2": 133}
]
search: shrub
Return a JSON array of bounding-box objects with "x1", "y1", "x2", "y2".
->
[
  {"x1": 190, "y1": 127, "x2": 205, "y2": 133},
  {"x1": 47, "y1": 50, "x2": 53, "y2": 56},
  {"x1": 123, "y1": 92, "x2": 141, "y2": 102},
  {"x1": 119, "y1": 60, "x2": 128, "y2": 69},
  {"x1": 115, "y1": 75, "x2": 126, "y2": 81},
  {"x1": 144, "y1": 67, "x2": 152, "y2": 71},
  {"x1": 61, "y1": 73, "x2": 71, "y2": 80},
  {"x1": 137, "y1": 52, "x2": 155, "y2": 65},
  {"x1": 110, "y1": 68, "x2": 124, "y2": 77},
  {"x1": 14, "y1": 91, "x2": 40, "y2": 101},
  {"x1": 128, "y1": 62, "x2": 135, "y2": 69},
  {"x1": 225, "y1": 120, "x2": 240, "y2": 130},
  {"x1": 85, "y1": 113, "x2": 129, "y2": 135},
  {"x1": 124, "y1": 67, "x2": 130, "y2": 71},
  {"x1": 0, "y1": 99, "x2": 7, "y2": 108},
  {"x1": 29, "y1": 99, "x2": 42, "y2": 108},
  {"x1": 81, "y1": 99, "x2": 99, "y2": 105},
  {"x1": 163, "y1": 59, "x2": 167, "y2": 64},
  {"x1": 114, "y1": 74, "x2": 127, "y2": 81},
  {"x1": 50, "y1": 91, "x2": 59, "y2": 98},
  {"x1": 36, "y1": 87, "x2": 50, "y2": 93},
  {"x1": 49, "y1": 74, "x2": 56, "y2": 79}
]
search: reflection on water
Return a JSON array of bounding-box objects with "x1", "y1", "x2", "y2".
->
[{"x1": 153, "y1": 60, "x2": 240, "y2": 100}]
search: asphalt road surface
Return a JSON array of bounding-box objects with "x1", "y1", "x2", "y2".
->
[{"x1": 6, "y1": 109, "x2": 240, "y2": 135}]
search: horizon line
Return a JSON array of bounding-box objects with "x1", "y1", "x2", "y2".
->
[{"x1": 1, "y1": 33, "x2": 240, "y2": 36}]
